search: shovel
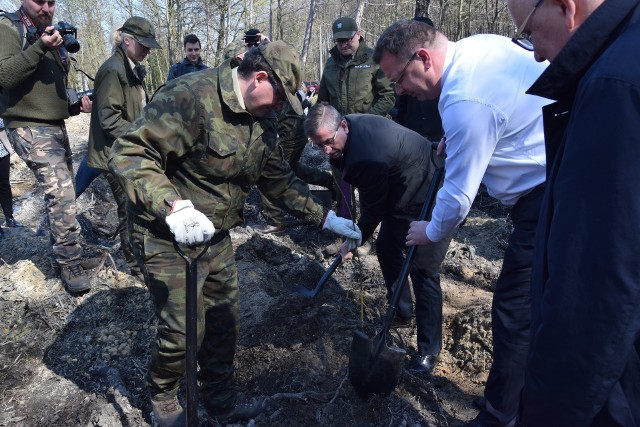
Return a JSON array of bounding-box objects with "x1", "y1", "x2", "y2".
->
[
  {"x1": 348, "y1": 163, "x2": 445, "y2": 398},
  {"x1": 173, "y1": 240, "x2": 211, "y2": 427},
  {"x1": 294, "y1": 254, "x2": 342, "y2": 297}
]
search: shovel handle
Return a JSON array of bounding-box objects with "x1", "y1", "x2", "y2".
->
[
  {"x1": 173, "y1": 239, "x2": 212, "y2": 427},
  {"x1": 379, "y1": 165, "x2": 445, "y2": 344}
]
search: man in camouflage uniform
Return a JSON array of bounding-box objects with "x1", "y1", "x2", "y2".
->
[
  {"x1": 318, "y1": 16, "x2": 395, "y2": 222},
  {"x1": 221, "y1": 40, "x2": 334, "y2": 235},
  {"x1": 0, "y1": 0, "x2": 92, "y2": 292},
  {"x1": 109, "y1": 41, "x2": 361, "y2": 427},
  {"x1": 256, "y1": 95, "x2": 335, "y2": 234}
]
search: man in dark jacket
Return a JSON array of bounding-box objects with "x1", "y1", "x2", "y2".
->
[
  {"x1": 507, "y1": 0, "x2": 640, "y2": 424},
  {"x1": 166, "y1": 33, "x2": 208, "y2": 81},
  {"x1": 109, "y1": 42, "x2": 361, "y2": 427},
  {"x1": 305, "y1": 102, "x2": 453, "y2": 373},
  {"x1": 318, "y1": 17, "x2": 395, "y2": 222}
]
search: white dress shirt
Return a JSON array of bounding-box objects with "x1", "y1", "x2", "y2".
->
[{"x1": 427, "y1": 34, "x2": 550, "y2": 242}]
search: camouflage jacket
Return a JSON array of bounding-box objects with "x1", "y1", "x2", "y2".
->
[
  {"x1": 317, "y1": 38, "x2": 395, "y2": 116},
  {"x1": 88, "y1": 46, "x2": 148, "y2": 171},
  {"x1": 0, "y1": 12, "x2": 70, "y2": 127},
  {"x1": 109, "y1": 63, "x2": 325, "y2": 236}
]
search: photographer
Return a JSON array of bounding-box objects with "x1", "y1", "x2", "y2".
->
[
  {"x1": 243, "y1": 28, "x2": 269, "y2": 48},
  {"x1": 79, "y1": 16, "x2": 160, "y2": 277},
  {"x1": 0, "y1": 0, "x2": 92, "y2": 292}
]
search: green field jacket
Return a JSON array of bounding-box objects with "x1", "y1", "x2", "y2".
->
[
  {"x1": 109, "y1": 63, "x2": 325, "y2": 236},
  {"x1": 88, "y1": 47, "x2": 147, "y2": 170},
  {"x1": 317, "y1": 39, "x2": 395, "y2": 116}
]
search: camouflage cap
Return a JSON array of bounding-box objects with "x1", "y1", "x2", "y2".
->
[
  {"x1": 224, "y1": 39, "x2": 248, "y2": 60},
  {"x1": 257, "y1": 41, "x2": 303, "y2": 115},
  {"x1": 119, "y1": 16, "x2": 161, "y2": 49},
  {"x1": 332, "y1": 17, "x2": 358, "y2": 40}
]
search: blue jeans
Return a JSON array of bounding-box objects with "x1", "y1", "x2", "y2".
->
[{"x1": 75, "y1": 155, "x2": 102, "y2": 198}]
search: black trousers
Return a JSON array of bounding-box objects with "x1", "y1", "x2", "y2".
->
[
  {"x1": 376, "y1": 216, "x2": 452, "y2": 356},
  {"x1": 0, "y1": 155, "x2": 12, "y2": 218},
  {"x1": 484, "y1": 185, "x2": 544, "y2": 423}
]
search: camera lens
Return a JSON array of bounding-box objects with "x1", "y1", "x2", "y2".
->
[{"x1": 63, "y1": 35, "x2": 80, "y2": 53}]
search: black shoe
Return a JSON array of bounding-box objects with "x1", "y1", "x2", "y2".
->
[
  {"x1": 208, "y1": 396, "x2": 267, "y2": 423},
  {"x1": 465, "y1": 409, "x2": 502, "y2": 427},
  {"x1": 5, "y1": 217, "x2": 22, "y2": 227},
  {"x1": 255, "y1": 223, "x2": 284, "y2": 234},
  {"x1": 409, "y1": 353, "x2": 439, "y2": 374}
]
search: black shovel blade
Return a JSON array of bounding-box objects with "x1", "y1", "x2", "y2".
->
[
  {"x1": 348, "y1": 329, "x2": 406, "y2": 397},
  {"x1": 293, "y1": 255, "x2": 342, "y2": 297}
]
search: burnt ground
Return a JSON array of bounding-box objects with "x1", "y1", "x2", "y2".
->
[{"x1": 0, "y1": 115, "x2": 511, "y2": 427}]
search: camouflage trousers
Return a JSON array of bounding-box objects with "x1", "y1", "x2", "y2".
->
[
  {"x1": 261, "y1": 140, "x2": 333, "y2": 225},
  {"x1": 130, "y1": 226, "x2": 239, "y2": 414},
  {"x1": 7, "y1": 125, "x2": 82, "y2": 266}
]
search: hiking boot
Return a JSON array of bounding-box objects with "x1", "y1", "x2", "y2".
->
[
  {"x1": 151, "y1": 396, "x2": 185, "y2": 427},
  {"x1": 5, "y1": 216, "x2": 22, "y2": 227},
  {"x1": 208, "y1": 396, "x2": 267, "y2": 423},
  {"x1": 60, "y1": 263, "x2": 91, "y2": 293}
]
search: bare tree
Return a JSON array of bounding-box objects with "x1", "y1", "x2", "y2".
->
[{"x1": 300, "y1": 0, "x2": 317, "y2": 66}]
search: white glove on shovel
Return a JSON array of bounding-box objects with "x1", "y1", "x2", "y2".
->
[
  {"x1": 165, "y1": 200, "x2": 215, "y2": 246},
  {"x1": 321, "y1": 210, "x2": 362, "y2": 245}
]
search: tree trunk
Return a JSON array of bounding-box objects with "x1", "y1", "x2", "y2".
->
[
  {"x1": 300, "y1": 0, "x2": 317, "y2": 66},
  {"x1": 415, "y1": 0, "x2": 431, "y2": 18}
]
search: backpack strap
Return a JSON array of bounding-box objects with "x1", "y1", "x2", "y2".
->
[{"x1": 0, "y1": 10, "x2": 28, "y2": 50}]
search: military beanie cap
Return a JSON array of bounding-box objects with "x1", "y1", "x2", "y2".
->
[
  {"x1": 258, "y1": 41, "x2": 304, "y2": 115},
  {"x1": 119, "y1": 16, "x2": 162, "y2": 49}
]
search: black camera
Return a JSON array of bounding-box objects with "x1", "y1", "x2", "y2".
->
[
  {"x1": 66, "y1": 88, "x2": 93, "y2": 116},
  {"x1": 45, "y1": 21, "x2": 80, "y2": 53},
  {"x1": 244, "y1": 34, "x2": 261, "y2": 47}
]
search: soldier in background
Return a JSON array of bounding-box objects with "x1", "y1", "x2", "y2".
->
[
  {"x1": 318, "y1": 16, "x2": 395, "y2": 227},
  {"x1": 109, "y1": 41, "x2": 361, "y2": 427}
]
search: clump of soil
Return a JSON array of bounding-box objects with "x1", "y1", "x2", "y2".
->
[{"x1": 0, "y1": 114, "x2": 510, "y2": 426}]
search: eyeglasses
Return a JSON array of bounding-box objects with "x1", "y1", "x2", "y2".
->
[
  {"x1": 512, "y1": 0, "x2": 544, "y2": 51},
  {"x1": 390, "y1": 52, "x2": 417, "y2": 85},
  {"x1": 310, "y1": 125, "x2": 340, "y2": 150},
  {"x1": 32, "y1": 0, "x2": 56, "y2": 5},
  {"x1": 334, "y1": 34, "x2": 356, "y2": 45}
]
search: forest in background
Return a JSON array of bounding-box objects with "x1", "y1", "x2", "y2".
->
[{"x1": 0, "y1": 0, "x2": 515, "y2": 97}]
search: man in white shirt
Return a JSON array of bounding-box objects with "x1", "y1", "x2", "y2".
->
[{"x1": 374, "y1": 19, "x2": 549, "y2": 427}]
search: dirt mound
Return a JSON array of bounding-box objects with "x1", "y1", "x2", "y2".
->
[{"x1": 0, "y1": 115, "x2": 509, "y2": 426}]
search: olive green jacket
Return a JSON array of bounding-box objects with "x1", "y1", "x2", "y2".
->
[
  {"x1": 109, "y1": 63, "x2": 325, "y2": 236},
  {"x1": 0, "y1": 14, "x2": 69, "y2": 127},
  {"x1": 317, "y1": 38, "x2": 395, "y2": 116},
  {"x1": 88, "y1": 47, "x2": 148, "y2": 171}
]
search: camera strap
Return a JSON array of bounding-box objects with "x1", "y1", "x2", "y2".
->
[{"x1": 17, "y1": 7, "x2": 69, "y2": 72}]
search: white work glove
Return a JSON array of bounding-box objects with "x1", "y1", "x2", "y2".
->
[
  {"x1": 165, "y1": 200, "x2": 215, "y2": 246},
  {"x1": 321, "y1": 210, "x2": 362, "y2": 245}
]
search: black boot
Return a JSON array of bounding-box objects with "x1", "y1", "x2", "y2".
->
[{"x1": 5, "y1": 216, "x2": 23, "y2": 227}]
